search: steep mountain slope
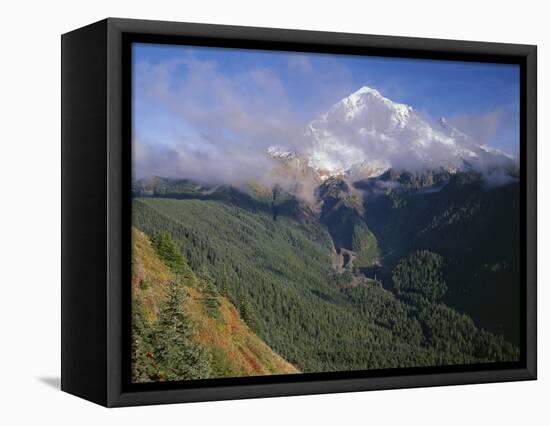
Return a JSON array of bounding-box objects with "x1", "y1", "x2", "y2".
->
[
  {"x1": 132, "y1": 227, "x2": 298, "y2": 381},
  {"x1": 360, "y1": 171, "x2": 521, "y2": 343},
  {"x1": 133, "y1": 197, "x2": 519, "y2": 374},
  {"x1": 317, "y1": 177, "x2": 379, "y2": 269}
]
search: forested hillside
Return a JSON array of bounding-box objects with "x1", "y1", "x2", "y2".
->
[
  {"x1": 360, "y1": 171, "x2": 521, "y2": 343},
  {"x1": 131, "y1": 227, "x2": 298, "y2": 382},
  {"x1": 132, "y1": 179, "x2": 519, "y2": 378}
]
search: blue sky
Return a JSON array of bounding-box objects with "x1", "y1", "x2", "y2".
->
[
  {"x1": 132, "y1": 42, "x2": 520, "y2": 180},
  {"x1": 134, "y1": 43, "x2": 519, "y2": 119}
]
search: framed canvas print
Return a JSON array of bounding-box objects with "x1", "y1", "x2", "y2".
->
[{"x1": 61, "y1": 18, "x2": 537, "y2": 407}]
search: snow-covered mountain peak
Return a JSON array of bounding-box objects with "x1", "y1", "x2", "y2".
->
[
  {"x1": 318, "y1": 86, "x2": 414, "y2": 133},
  {"x1": 349, "y1": 85, "x2": 383, "y2": 99},
  {"x1": 267, "y1": 87, "x2": 517, "y2": 182}
]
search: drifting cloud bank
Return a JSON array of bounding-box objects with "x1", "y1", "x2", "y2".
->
[{"x1": 133, "y1": 54, "x2": 518, "y2": 190}]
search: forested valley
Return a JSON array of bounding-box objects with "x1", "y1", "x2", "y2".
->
[{"x1": 131, "y1": 171, "x2": 520, "y2": 382}]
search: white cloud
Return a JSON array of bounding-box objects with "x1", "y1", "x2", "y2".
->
[{"x1": 133, "y1": 55, "x2": 305, "y2": 184}]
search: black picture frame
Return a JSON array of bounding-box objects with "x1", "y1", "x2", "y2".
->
[{"x1": 61, "y1": 17, "x2": 537, "y2": 407}]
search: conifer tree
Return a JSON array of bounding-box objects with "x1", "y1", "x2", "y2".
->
[
  {"x1": 237, "y1": 289, "x2": 260, "y2": 332},
  {"x1": 152, "y1": 232, "x2": 194, "y2": 283},
  {"x1": 152, "y1": 282, "x2": 210, "y2": 381},
  {"x1": 131, "y1": 297, "x2": 157, "y2": 382},
  {"x1": 199, "y1": 266, "x2": 221, "y2": 318},
  {"x1": 220, "y1": 270, "x2": 230, "y2": 298},
  {"x1": 237, "y1": 289, "x2": 250, "y2": 322}
]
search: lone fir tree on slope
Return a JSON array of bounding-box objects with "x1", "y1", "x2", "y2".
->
[{"x1": 152, "y1": 282, "x2": 210, "y2": 381}]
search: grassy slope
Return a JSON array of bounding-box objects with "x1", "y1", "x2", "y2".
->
[{"x1": 132, "y1": 227, "x2": 298, "y2": 378}]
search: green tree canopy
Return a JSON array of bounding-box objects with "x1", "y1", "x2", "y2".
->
[
  {"x1": 152, "y1": 282, "x2": 211, "y2": 381},
  {"x1": 153, "y1": 231, "x2": 194, "y2": 282},
  {"x1": 392, "y1": 250, "x2": 447, "y2": 301}
]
